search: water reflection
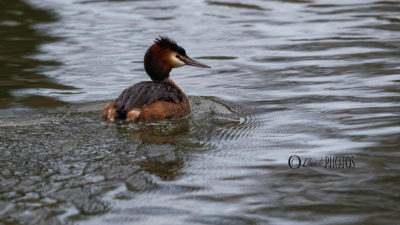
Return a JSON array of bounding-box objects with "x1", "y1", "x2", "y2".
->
[
  {"x1": 0, "y1": 97, "x2": 244, "y2": 224},
  {"x1": 0, "y1": 0, "x2": 74, "y2": 109}
]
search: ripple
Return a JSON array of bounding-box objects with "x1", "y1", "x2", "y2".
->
[
  {"x1": 0, "y1": 96, "x2": 265, "y2": 224},
  {"x1": 197, "y1": 56, "x2": 238, "y2": 60},
  {"x1": 206, "y1": 1, "x2": 265, "y2": 10}
]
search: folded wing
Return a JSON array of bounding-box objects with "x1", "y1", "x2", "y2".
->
[{"x1": 115, "y1": 81, "x2": 184, "y2": 114}]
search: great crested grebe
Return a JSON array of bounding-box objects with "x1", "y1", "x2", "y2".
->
[{"x1": 102, "y1": 36, "x2": 210, "y2": 121}]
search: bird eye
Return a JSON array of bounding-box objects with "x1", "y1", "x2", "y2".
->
[{"x1": 176, "y1": 55, "x2": 180, "y2": 59}]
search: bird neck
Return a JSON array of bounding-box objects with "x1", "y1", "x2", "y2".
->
[
  {"x1": 145, "y1": 62, "x2": 171, "y2": 81},
  {"x1": 164, "y1": 77, "x2": 188, "y2": 99},
  {"x1": 144, "y1": 44, "x2": 172, "y2": 81}
]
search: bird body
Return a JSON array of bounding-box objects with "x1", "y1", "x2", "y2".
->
[{"x1": 102, "y1": 36, "x2": 210, "y2": 121}]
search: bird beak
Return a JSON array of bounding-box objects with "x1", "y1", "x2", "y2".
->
[{"x1": 182, "y1": 57, "x2": 211, "y2": 68}]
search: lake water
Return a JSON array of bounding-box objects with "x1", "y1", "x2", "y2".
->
[{"x1": 1, "y1": 0, "x2": 400, "y2": 224}]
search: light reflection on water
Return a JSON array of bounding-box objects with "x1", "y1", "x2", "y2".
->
[{"x1": 0, "y1": 0, "x2": 400, "y2": 224}]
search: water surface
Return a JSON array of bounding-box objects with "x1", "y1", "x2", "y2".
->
[{"x1": 1, "y1": 0, "x2": 400, "y2": 224}]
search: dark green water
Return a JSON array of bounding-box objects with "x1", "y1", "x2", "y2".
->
[{"x1": 1, "y1": 0, "x2": 400, "y2": 224}]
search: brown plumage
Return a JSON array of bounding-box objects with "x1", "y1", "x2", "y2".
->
[
  {"x1": 102, "y1": 36, "x2": 210, "y2": 122},
  {"x1": 136, "y1": 99, "x2": 190, "y2": 121}
]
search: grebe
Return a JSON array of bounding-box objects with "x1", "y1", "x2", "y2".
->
[{"x1": 102, "y1": 36, "x2": 210, "y2": 121}]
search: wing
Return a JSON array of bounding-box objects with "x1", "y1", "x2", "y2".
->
[{"x1": 115, "y1": 81, "x2": 185, "y2": 114}]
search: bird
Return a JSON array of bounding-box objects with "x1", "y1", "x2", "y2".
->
[{"x1": 102, "y1": 36, "x2": 211, "y2": 121}]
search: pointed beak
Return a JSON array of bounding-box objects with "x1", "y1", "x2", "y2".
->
[{"x1": 182, "y1": 57, "x2": 211, "y2": 68}]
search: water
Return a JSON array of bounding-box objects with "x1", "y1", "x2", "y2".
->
[{"x1": 1, "y1": 0, "x2": 400, "y2": 224}]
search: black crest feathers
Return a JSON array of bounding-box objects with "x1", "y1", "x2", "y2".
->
[
  {"x1": 155, "y1": 36, "x2": 177, "y2": 48},
  {"x1": 154, "y1": 36, "x2": 187, "y2": 56}
]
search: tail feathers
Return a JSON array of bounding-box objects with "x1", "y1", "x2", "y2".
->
[
  {"x1": 102, "y1": 100, "x2": 120, "y2": 121},
  {"x1": 102, "y1": 100, "x2": 141, "y2": 121}
]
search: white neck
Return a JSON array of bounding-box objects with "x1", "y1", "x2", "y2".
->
[{"x1": 165, "y1": 77, "x2": 189, "y2": 100}]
